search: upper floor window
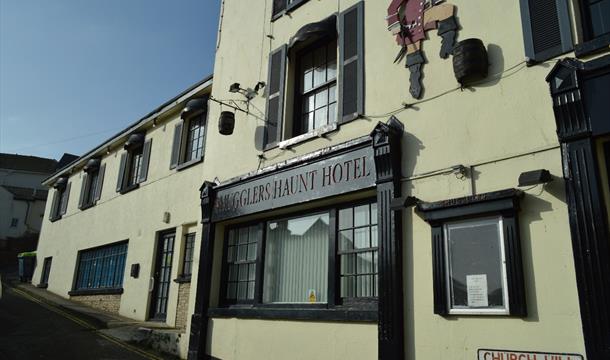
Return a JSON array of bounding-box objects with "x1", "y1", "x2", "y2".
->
[
  {"x1": 50, "y1": 177, "x2": 71, "y2": 222},
  {"x1": 295, "y1": 40, "x2": 338, "y2": 136},
  {"x1": 116, "y1": 133, "x2": 152, "y2": 194},
  {"x1": 520, "y1": 0, "x2": 610, "y2": 60},
  {"x1": 78, "y1": 159, "x2": 105, "y2": 210},
  {"x1": 263, "y1": 2, "x2": 364, "y2": 149},
  {"x1": 171, "y1": 97, "x2": 208, "y2": 170},
  {"x1": 580, "y1": 0, "x2": 610, "y2": 40},
  {"x1": 272, "y1": 0, "x2": 310, "y2": 19}
]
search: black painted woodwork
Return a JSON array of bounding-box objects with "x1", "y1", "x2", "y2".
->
[
  {"x1": 547, "y1": 57, "x2": 610, "y2": 360},
  {"x1": 371, "y1": 116, "x2": 404, "y2": 360},
  {"x1": 416, "y1": 189, "x2": 526, "y2": 317},
  {"x1": 519, "y1": 0, "x2": 573, "y2": 62},
  {"x1": 264, "y1": 45, "x2": 287, "y2": 149},
  {"x1": 188, "y1": 181, "x2": 216, "y2": 360}
]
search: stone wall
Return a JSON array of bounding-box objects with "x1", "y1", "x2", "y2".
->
[
  {"x1": 175, "y1": 282, "x2": 191, "y2": 329},
  {"x1": 70, "y1": 294, "x2": 121, "y2": 314}
]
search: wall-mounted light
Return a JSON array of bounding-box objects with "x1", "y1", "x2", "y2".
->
[
  {"x1": 518, "y1": 169, "x2": 553, "y2": 187},
  {"x1": 228, "y1": 82, "x2": 266, "y2": 100},
  {"x1": 218, "y1": 111, "x2": 236, "y2": 135}
]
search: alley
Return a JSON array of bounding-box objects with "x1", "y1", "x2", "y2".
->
[{"x1": 0, "y1": 283, "x2": 154, "y2": 360}]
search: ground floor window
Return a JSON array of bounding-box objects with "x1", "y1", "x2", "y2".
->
[
  {"x1": 74, "y1": 241, "x2": 128, "y2": 291},
  {"x1": 221, "y1": 200, "x2": 378, "y2": 309},
  {"x1": 40, "y1": 257, "x2": 52, "y2": 287},
  {"x1": 417, "y1": 189, "x2": 527, "y2": 317},
  {"x1": 445, "y1": 217, "x2": 508, "y2": 314}
]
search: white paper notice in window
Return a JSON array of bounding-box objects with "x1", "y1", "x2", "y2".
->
[{"x1": 467, "y1": 274, "x2": 488, "y2": 307}]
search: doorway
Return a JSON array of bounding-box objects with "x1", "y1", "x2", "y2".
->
[{"x1": 149, "y1": 231, "x2": 175, "y2": 321}]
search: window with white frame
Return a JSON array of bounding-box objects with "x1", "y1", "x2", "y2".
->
[
  {"x1": 417, "y1": 189, "x2": 527, "y2": 317},
  {"x1": 171, "y1": 98, "x2": 208, "y2": 170},
  {"x1": 444, "y1": 217, "x2": 508, "y2": 314},
  {"x1": 263, "y1": 2, "x2": 364, "y2": 149}
]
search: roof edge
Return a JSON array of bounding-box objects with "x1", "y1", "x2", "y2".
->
[{"x1": 42, "y1": 75, "x2": 213, "y2": 186}]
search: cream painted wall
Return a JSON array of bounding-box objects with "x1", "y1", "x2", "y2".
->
[
  {"x1": 195, "y1": 0, "x2": 587, "y2": 359},
  {"x1": 33, "y1": 86, "x2": 210, "y2": 326}
]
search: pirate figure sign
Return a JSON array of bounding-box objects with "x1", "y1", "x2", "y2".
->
[{"x1": 387, "y1": 0, "x2": 459, "y2": 99}]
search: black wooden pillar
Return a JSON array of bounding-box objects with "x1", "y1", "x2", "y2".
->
[
  {"x1": 547, "y1": 58, "x2": 610, "y2": 360},
  {"x1": 371, "y1": 116, "x2": 405, "y2": 360},
  {"x1": 188, "y1": 181, "x2": 217, "y2": 360}
]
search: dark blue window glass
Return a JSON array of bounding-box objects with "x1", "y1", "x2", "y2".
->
[{"x1": 75, "y1": 242, "x2": 128, "y2": 290}]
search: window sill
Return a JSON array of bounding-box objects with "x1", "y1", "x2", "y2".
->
[
  {"x1": 208, "y1": 306, "x2": 377, "y2": 322},
  {"x1": 575, "y1": 33, "x2": 610, "y2": 58},
  {"x1": 36, "y1": 284, "x2": 48, "y2": 289},
  {"x1": 173, "y1": 275, "x2": 192, "y2": 284},
  {"x1": 49, "y1": 215, "x2": 62, "y2": 223},
  {"x1": 277, "y1": 123, "x2": 338, "y2": 150},
  {"x1": 176, "y1": 156, "x2": 204, "y2": 172},
  {"x1": 68, "y1": 288, "x2": 124, "y2": 296},
  {"x1": 119, "y1": 183, "x2": 140, "y2": 195},
  {"x1": 79, "y1": 202, "x2": 96, "y2": 211}
]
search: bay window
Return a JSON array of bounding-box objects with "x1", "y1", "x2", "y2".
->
[{"x1": 219, "y1": 200, "x2": 377, "y2": 318}]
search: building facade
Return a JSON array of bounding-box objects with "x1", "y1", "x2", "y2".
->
[
  {"x1": 32, "y1": 77, "x2": 212, "y2": 355},
  {"x1": 185, "y1": 1, "x2": 608, "y2": 360},
  {"x1": 0, "y1": 153, "x2": 61, "y2": 253},
  {"x1": 33, "y1": 1, "x2": 610, "y2": 359}
]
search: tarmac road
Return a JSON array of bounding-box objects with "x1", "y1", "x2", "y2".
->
[{"x1": 0, "y1": 282, "x2": 160, "y2": 360}]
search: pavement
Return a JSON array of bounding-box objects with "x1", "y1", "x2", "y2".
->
[{"x1": 0, "y1": 273, "x2": 182, "y2": 360}]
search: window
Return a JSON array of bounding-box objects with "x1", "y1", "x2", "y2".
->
[
  {"x1": 185, "y1": 116, "x2": 205, "y2": 162},
  {"x1": 170, "y1": 106, "x2": 207, "y2": 170},
  {"x1": 444, "y1": 217, "x2": 508, "y2": 314},
  {"x1": 72, "y1": 242, "x2": 128, "y2": 293},
  {"x1": 225, "y1": 225, "x2": 261, "y2": 303},
  {"x1": 263, "y1": 2, "x2": 364, "y2": 148},
  {"x1": 338, "y1": 203, "x2": 378, "y2": 299},
  {"x1": 272, "y1": 0, "x2": 310, "y2": 18},
  {"x1": 221, "y1": 200, "x2": 377, "y2": 314},
  {"x1": 10, "y1": 218, "x2": 18, "y2": 227},
  {"x1": 40, "y1": 257, "x2": 52, "y2": 288},
  {"x1": 295, "y1": 40, "x2": 338, "y2": 136},
  {"x1": 78, "y1": 160, "x2": 106, "y2": 210},
  {"x1": 181, "y1": 233, "x2": 196, "y2": 278},
  {"x1": 580, "y1": 0, "x2": 610, "y2": 41},
  {"x1": 417, "y1": 189, "x2": 527, "y2": 316},
  {"x1": 50, "y1": 178, "x2": 71, "y2": 222},
  {"x1": 116, "y1": 133, "x2": 152, "y2": 193}
]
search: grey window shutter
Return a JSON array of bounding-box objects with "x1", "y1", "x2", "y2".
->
[
  {"x1": 138, "y1": 138, "x2": 152, "y2": 183},
  {"x1": 78, "y1": 173, "x2": 88, "y2": 209},
  {"x1": 339, "y1": 1, "x2": 365, "y2": 123},
  {"x1": 264, "y1": 44, "x2": 287, "y2": 149},
  {"x1": 170, "y1": 122, "x2": 183, "y2": 169},
  {"x1": 60, "y1": 182, "x2": 71, "y2": 216},
  {"x1": 49, "y1": 190, "x2": 59, "y2": 221},
  {"x1": 94, "y1": 163, "x2": 105, "y2": 202},
  {"x1": 116, "y1": 152, "x2": 127, "y2": 192},
  {"x1": 519, "y1": 0, "x2": 573, "y2": 62}
]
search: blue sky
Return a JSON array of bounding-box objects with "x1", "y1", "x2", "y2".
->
[{"x1": 0, "y1": 0, "x2": 220, "y2": 160}]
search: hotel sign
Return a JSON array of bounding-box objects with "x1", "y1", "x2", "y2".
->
[
  {"x1": 477, "y1": 349, "x2": 583, "y2": 360},
  {"x1": 212, "y1": 145, "x2": 376, "y2": 221}
]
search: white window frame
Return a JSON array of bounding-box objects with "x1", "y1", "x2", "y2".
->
[{"x1": 443, "y1": 216, "x2": 510, "y2": 315}]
